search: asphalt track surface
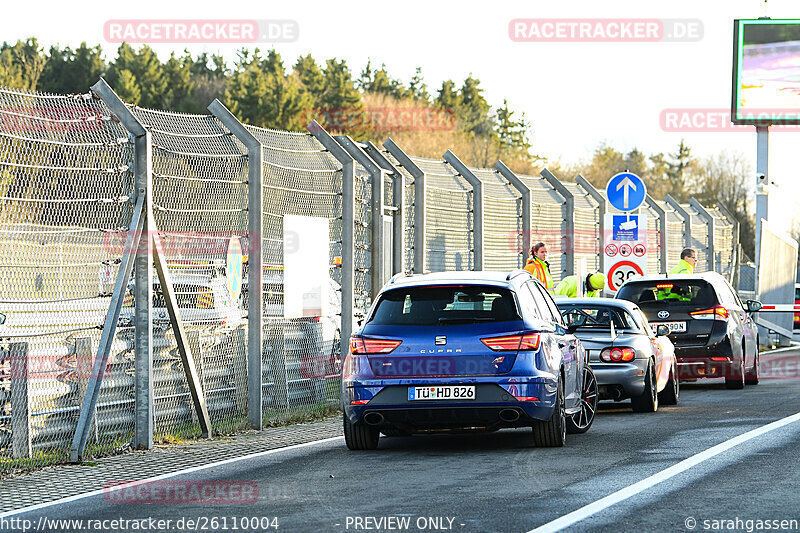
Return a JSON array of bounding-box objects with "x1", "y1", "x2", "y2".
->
[{"x1": 7, "y1": 347, "x2": 800, "y2": 533}]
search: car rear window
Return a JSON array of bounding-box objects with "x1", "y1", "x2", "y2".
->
[
  {"x1": 617, "y1": 280, "x2": 717, "y2": 307},
  {"x1": 558, "y1": 304, "x2": 640, "y2": 332},
  {"x1": 369, "y1": 285, "x2": 519, "y2": 326}
]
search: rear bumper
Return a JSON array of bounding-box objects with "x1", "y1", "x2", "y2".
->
[
  {"x1": 675, "y1": 337, "x2": 738, "y2": 379},
  {"x1": 343, "y1": 381, "x2": 557, "y2": 430},
  {"x1": 677, "y1": 358, "x2": 741, "y2": 379},
  {"x1": 591, "y1": 359, "x2": 649, "y2": 400}
]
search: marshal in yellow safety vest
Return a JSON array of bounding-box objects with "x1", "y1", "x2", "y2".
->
[{"x1": 554, "y1": 273, "x2": 606, "y2": 298}]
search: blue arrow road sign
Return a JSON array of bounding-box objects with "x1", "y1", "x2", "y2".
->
[{"x1": 606, "y1": 172, "x2": 646, "y2": 212}]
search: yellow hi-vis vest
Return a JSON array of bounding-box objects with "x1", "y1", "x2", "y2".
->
[{"x1": 524, "y1": 257, "x2": 553, "y2": 289}]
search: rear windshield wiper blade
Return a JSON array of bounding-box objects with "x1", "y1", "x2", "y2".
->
[{"x1": 437, "y1": 317, "x2": 497, "y2": 324}]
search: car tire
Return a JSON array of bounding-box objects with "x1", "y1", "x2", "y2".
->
[
  {"x1": 566, "y1": 366, "x2": 598, "y2": 434},
  {"x1": 725, "y1": 347, "x2": 745, "y2": 390},
  {"x1": 658, "y1": 361, "x2": 680, "y2": 406},
  {"x1": 631, "y1": 360, "x2": 658, "y2": 413},
  {"x1": 533, "y1": 378, "x2": 566, "y2": 447},
  {"x1": 343, "y1": 414, "x2": 379, "y2": 450},
  {"x1": 745, "y1": 342, "x2": 759, "y2": 386}
]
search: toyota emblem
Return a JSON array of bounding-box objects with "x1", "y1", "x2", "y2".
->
[{"x1": 657, "y1": 310, "x2": 670, "y2": 319}]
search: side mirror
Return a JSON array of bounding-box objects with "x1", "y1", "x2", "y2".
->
[
  {"x1": 656, "y1": 324, "x2": 670, "y2": 337},
  {"x1": 0, "y1": 312, "x2": 5, "y2": 325},
  {"x1": 745, "y1": 300, "x2": 762, "y2": 313},
  {"x1": 566, "y1": 324, "x2": 580, "y2": 334}
]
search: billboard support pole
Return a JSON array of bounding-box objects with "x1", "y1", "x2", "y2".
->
[{"x1": 755, "y1": 125, "x2": 769, "y2": 297}]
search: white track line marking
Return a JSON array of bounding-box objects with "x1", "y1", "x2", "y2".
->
[
  {"x1": 528, "y1": 411, "x2": 800, "y2": 533},
  {"x1": 763, "y1": 344, "x2": 800, "y2": 355},
  {"x1": 0, "y1": 436, "x2": 344, "y2": 519}
]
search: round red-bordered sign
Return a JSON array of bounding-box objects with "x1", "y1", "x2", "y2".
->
[
  {"x1": 605, "y1": 244, "x2": 618, "y2": 257},
  {"x1": 619, "y1": 244, "x2": 632, "y2": 257},
  {"x1": 633, "y1": 243, "x2": 646, "y2": 257},
  {"x1": 607, "y1": 260, "x2": 644, "y2": 291}
]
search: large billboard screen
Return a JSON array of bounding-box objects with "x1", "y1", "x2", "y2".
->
[{"x1": 732, "y1": 19, "x2": 800, "y2": 124}]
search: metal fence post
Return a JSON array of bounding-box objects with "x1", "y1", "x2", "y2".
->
[
  {"x1": 575, "y1": 175, "x2": 606, "y2": 274},
  {"x1": 133, "y1": 131, "x2": 154, "y2": 449},
  {"x1": 665, "y1": 195, "x2": 692, "y2": 250},
  {"x1": 335, "y1": 136, "x2": 385, "y2": 297},
  {"x1": 689, "y1": 198, "x2": 715, "y2": 273},
  {"x1": 384, "y1": 139, "x2": 426, "y2": 274},
  {"x1": 10, "y1": 342, "x2": 31, "y2": 459},
  {"x1": 494, "y1": 161, "x2": 531, "y2": 265},
  {"x1": 442, "y1": 151, "x2": 483, "y2": 270},
  {"x1": 308, "y1": 121, "x2": 355, "y2": 352},
  {"x1": 75, "y1": 337, "x2": 98, "y2": 443},
  {"x1": 208, "y1": 99, "x2": 264, "y2": 430},
  {"x1": 540, "y1": 168, "x2": 575, "y2": 276},
  {"x1": 362, "y1": 142, "x2": 406, "y2": 275},
  {"x1": 644, "y1": 196, "x2": 668, "y2": 273},
  {"x1": 71, "y1": 79, "x2": 148, "y2": 462},
  {"x1": 716, "y1": 203, "x2": 740, "y2": 286}
]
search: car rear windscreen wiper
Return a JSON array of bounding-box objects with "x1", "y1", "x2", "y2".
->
[{"x1": 437, "y1": 317, "x2": 497, "y2": 324}]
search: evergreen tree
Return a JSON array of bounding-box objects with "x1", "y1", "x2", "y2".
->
[
  {"x1": 225, "y1": 49, "x2": 313, "y2": 130},
  {"x1": 294, "y1": 54, "x2": 325, "y2": 99},
  {"x1": 39, "y1": 43, "x2": 105, "y2": 94},
  {"x1": 435, "y1": 80, "x2": 460, "y2": 111},
  {"x1": 0, "y1": 39, "x2": 46, "y2": 90},
  {"x1": 107, "y1": 44, "x2": 167, "y2": 107},
  {"x1": 667, "y1": 139, "x2": 697, "y2": 200},
  {"x1": 162, "y1": 51, "x2": 194, "y2": 111},
  {"x1": 407, "y1": 67, "x2": 429, "y2": 103},
  {"x1": 495, "y1": 99, "x2": 531, "y2": 155}
]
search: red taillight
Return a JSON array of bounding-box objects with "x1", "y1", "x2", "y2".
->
[
  {"x1": 690, "y1": 305, "x2": 729, "y2": 320},
  {"x1": 349, "y1": 337, "x2": 402, "y2": 354},
  {"x1": 711, "y1": 356, "x2": 729, "y2": 361},
  {"x1": 600, "y1": 347, "x2": 636, "y2": 363},
  {"x1": 350, "y1": 399, "x2": 369, "y2": 405},
  {"x1": 514, "y1": 396, "x2": 539, "y2": 402},
  {"x1": 481, "y1": 333, "x2": 540, "y2": 351},
  {"x1": 656, "y1": 283, "x2": 673, "y2": 289}
]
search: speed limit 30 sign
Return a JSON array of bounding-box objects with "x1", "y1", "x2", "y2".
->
[
  {"x1": 604, "y1": 212, "x2": 648, "y2": 293},
  {"x1": 607, "y1": 260, "x2": 644, "y2": 292}
]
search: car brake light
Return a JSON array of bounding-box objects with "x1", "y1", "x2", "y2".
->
[
  {"x1": 690, "y1": 305, "x2": 729, "y2": 320},
  {"x1": 349, "y1": 337, "x2": 402, "y2": 354},
  {"x1": 656, "y1": 283, "x2": 673, "y2": 289},
  {"x1": 481, "y1": 333, "x2": 540, "y2": 351},
  {"x1": 350, "y1": 399, "x2": 369, "y2": 405},
  {"x1": 711, "y1": 357, "x2": 729, "y2": 361},
  {"x1": 600, "y1": 347, "x2": 636, "y2": 362}
]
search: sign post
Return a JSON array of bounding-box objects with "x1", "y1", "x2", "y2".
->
[{"x1": 604, "y1": 173, "x2": 648, "y2": 294}]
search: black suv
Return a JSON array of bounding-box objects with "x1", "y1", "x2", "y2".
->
[{"x1": 615, "y1": 272, "x2": 762, "y2": 389}]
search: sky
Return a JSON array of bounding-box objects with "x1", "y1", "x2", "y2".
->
[{"x1": 2, "y1": 0, "x2": 799, "y2": 234}]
